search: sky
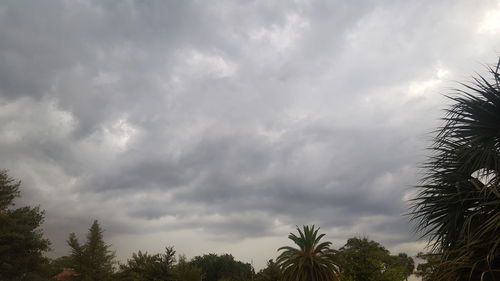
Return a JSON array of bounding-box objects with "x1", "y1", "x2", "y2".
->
[{"x1": 1, "y1": 0, "x2": 500, "y2": 272}]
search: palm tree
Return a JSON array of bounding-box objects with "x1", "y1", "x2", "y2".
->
[
  {"x1": 411, "y1": 60, "x2": 500, "y2": 280},
  {"x1": 276, "y1": 225, "x2": 340, "y2": 281}
]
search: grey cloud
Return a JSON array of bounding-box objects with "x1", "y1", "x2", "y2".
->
[{"x1": 1, "y1": 0, "x2": 500, "y2": 262}]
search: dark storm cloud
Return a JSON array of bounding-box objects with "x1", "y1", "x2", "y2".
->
[{"x1": 1, "y1": 0, "x2": 500, "y2": 264}]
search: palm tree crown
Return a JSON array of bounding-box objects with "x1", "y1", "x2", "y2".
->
[
  {"x1": 276, "y1": 225, "x2": 339, "y2": 281},
  {"x1": 411, "y1": 60, "x2": 500, "y2": 280}
]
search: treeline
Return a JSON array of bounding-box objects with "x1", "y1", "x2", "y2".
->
[
  {"x1": 1, "y1": 170, "x2": 419, "y2": 281},
  {"x1": 52, "y1": 220, "x2": 252, "y2": 281}
]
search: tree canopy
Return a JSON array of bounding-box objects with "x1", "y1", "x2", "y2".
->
[
  {"x1": 174, "y1": 255, "x2": 203, "y2": 281},
  {"x1": 190, "y1": 253, "x2": 253, "y2": 281},
  {"x1": 336, "y1": 237, "x2": 414, "y2": 281},
  {"x1": 414, "y1": 252, "x2": 441, "y2": 281}
]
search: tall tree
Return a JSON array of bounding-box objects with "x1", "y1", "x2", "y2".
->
[
  {"x1": 411, "y1": 60, "x2": 500, "y2": 280},
  {"x1": 68, "y1": 220, "x2": 115, "y2": 281},
  {"x1": 0, "y1": 170, "x2": 51, "y2": 281},
  {"x1": 276, "y1": 225, "x2": 340, "y2": 281}
]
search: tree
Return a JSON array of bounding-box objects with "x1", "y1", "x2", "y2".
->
[
  {"x1": 255, "y1": 259, "x2": 281, "y2": 281},
  {"x1": 190, "y1": 253, "x2": 252, "y2": 281},
  {"x1": 0, "y1": 170, "x2": 51, "y2": 281},
  {"x1": 414, "y1": 252, "x2": 441, "y2": 281},
  {"x1": 67, "y1": 220, "x2": 115, "y2": 281},
  {"x1": 116, "y1": 246, "x2": 177, "y2": 281},
  {"x1": 392, "y1": 253, "x2": 415, "y2": 281},
  {"x1": 174, "y1": 255, "x2": 203, "y2": 281},
  {"x1": 276, "y1": 225, "x2": 340, "y2": 281},
  {"x1": 116, "y1": 251, "x2": 159, "y2": 281},
  {"x1": 336, "y1": 237, "x2": 413, "y2": 281},
  {"x1": 411, "y1": 60, "x2": 500, "y2": 280}
]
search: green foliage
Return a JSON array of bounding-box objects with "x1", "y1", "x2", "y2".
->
[
  {"x1": 67, "y1": 220, "x2": 115, "y2": 281},
  {"x1": 190, "y1": 253, "x2": 252, "y2": 281},
  {"x1": 391, "y1": 253, "x2": 415, "y2": 281},
  {"x1": 414, "y1": 252, "x2": 442, "y2": 281},
  {"x1": 276, "y1": 225, "x2": 339, "y2": 281},
  {"x1": 174, "y1": 255, "x2": 203, "y2": 281},
  {"x1": 411, "y1": 60, "x2": 500, "y2": 280},
  {"x1": 0, "y1": 170, "x2": 51, "y2": 281},
  {"x1": 255, "y1": 259, "x2": 281, "y2": 281},
  {"x1": 337, "y1": 237, "x2": 413, "y2": 281},
  {"x1": 116, "y1": 246, "x2": 177, "y2": 281}
]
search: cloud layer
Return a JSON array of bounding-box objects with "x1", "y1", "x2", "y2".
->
[{"x1": 1, "y1": 0, "x2": 500, "y2": 268}]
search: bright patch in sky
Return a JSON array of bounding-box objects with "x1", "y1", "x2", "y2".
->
[
  {"x1": 250, "y1": 13, "x2": 309, "y2": 52},
  {"x1": 478, "y1": 3, "x2": 500, "y2": 34},
  {"x1": 184, "y1": 50, "x2": 237, "y2": 79},
  {"x1": 408, "y1": 67, "x2": 449, "y2": 97},
  {"x1": 107, "y1": 119, "x2": 138, "y2": 151}
]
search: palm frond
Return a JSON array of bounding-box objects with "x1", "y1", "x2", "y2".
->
[
  {"x1": 411, "y1": 59, "x2": 500, "y2": 280},
  {"x1": 277, "y1": 225, "x2": 340, "y2": 281}
]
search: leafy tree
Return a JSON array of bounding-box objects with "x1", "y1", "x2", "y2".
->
[
  {"x1": 116, "y1": 246, "x2": 176, "y2": 281},
  {"x1": 255, "y1": 259, "x2": 281, "y2": 281},
  {"x1": 337, "y1": 237, "x2": 412, "y2": 281},
  {"x1": 67, "y1": 220, "x2": 115, "y2": 281},
  {"x1": 391, "y1": 253, "x2": 415, "y2": 281},
  {"x1": 190, "y1": 253, "x2": 252, "y2": 281},
  {"x1": 116, "y1": 251, "x2": 159, "y2": 281},
  {"x1": 411, "y1": 60, "x2": 500, "y2": 280},
  {"x1": 0, "y1": 170, "x2": 51, "y2": 281},
  {"x1": 414, "y1": 252, "x2": 441, "y2": 281},
  {"x1": 276, "y1": 225, "x2": 339, "y2": 281},
  {"x1": 174, "y1": 255, "x2": 203, "y2": 281}
]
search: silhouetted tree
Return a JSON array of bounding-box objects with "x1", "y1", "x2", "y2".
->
[
  {"x1": 116, "y1": 246, "x2": 176, "y2": 281},
  {"x1": 0, "y1": 170, "x2": 50, "y2": 280},
  {"x1": 277, "y1": 225, "x2": 340, "y2": 281},
  {"x1": 255, "y1": 259, "x2": 281, "y2": 281},
  {"x1": 67, "y1": 220, "x2": 115, "y2": 281}
]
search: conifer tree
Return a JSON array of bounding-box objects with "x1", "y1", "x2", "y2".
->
[
  {"x1": 68, "y1": 220, "x2": 115, "y2": 281},
  {"x1": 0, "y1": 170, "x2": 51, "y2": 281}
]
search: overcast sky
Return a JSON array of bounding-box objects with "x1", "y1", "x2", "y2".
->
[{"x1": 1, "y1": 0, "x2": 500, "y2": 271}]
